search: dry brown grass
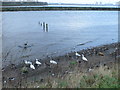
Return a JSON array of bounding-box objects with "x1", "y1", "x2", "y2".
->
[{"x1": 26, "y1": 63, "x2": 119, "y2": 88}]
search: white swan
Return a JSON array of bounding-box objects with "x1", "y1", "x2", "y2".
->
[
  {"x1": 75, "y1": 52, "x2": 81, "y2": 57},
  {"x1": 82, "y1": 54, "x2": 88, "y2": 61},
  {"x1": 24, "y1": 60, "x2": 32, "y2": 65},
  {"x1": 50, "y1": 60, "x2": 57, "y2": 64},
  {"x1": 35, "y1": 59, "x2": 42, "y2": 65},
  {"x1": 30, "y1": 63, "x2": 35, "y2": 70}
]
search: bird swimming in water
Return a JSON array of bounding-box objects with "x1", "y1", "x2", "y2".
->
[
  {"x1": 24, "y1": 43, "x2": 27, "y2": 46},
  {"x1": 50, "y1": 60, "x2": 57, "y2": 64},
  {"x1": 82, "y1": 54, "x2": 88, "y2": 61},
  {"x1": 75, "y1": 52, "x2": 81, "y2": 57},
  {"x1": 23, "y1": 42, "x2": 28, "y2": 48},
  {"x1": 30, "y1": 63, "x2": 35, "y2": 70},
  {"x1": 35, "y1": 59, "x2": 42, "y2": 65},
  {"x1": 18, "y1": 42, "x2": 33, "y2": 49}
]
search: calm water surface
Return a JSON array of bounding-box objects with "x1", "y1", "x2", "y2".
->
[{"x1": 2, "y1": 11, "x2": 118, "y2": 67}]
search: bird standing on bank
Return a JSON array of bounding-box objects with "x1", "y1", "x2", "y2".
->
[
  {"x1": 35, "y1": 59, "x2": 42, "y2": 65},
  {"x1": 82, "y1": 54, "x2": 88, "y2": 61},
  {"x1": 50, "y1": 60, "x2": 57, "y2": 64},
  {"x1": 75, "y1": 52, "x2": 81, "y2": 57},
  {"x1": 24, "y1": 60, "x2": 32, "y2": 65},
  {"x1": 30, "y1": 63, "x2": 35, "y2": 70}
]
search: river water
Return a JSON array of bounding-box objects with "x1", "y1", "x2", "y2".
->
[{"x1": 2, "y1": 11, "x2": 118, "y2": 67}]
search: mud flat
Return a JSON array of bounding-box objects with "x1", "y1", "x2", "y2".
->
[{"x1": 2, "y1": 42, "x2": 120, "y2": 88}]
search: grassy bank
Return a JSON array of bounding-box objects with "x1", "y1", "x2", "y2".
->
[
  {"x1": 2, "y1": 7, "x2": 120, "y2": 11},
  {"x1": 27, "y1": 64, "x2": 119, "y2": 88},
  {"x1": 2, "y1": 42, "x2": 120, "y2": 88}
]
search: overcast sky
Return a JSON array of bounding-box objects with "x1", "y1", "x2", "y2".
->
[
  {"x1": 38, "y1": 0, "x2": 119, "y2": 4},
  {"x1": 2, "y1": 0, "x2": 120, "y2": 4}
]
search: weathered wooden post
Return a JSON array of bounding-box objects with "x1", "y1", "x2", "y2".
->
[
  {"x1": 41, "y1": 23, "x2": 42, "y2": 26},
  {"x1": 46, "y1": 24, "x2": 48, "y2": 32},
  {"x1": 43, "y1": 22, "x2": 45, "y2": 31}
]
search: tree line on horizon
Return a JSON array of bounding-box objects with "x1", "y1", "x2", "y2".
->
[{"x1": 2, "y1": 1, "x2": 48, "y2": 6}]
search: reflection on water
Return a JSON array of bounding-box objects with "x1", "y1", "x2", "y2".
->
[{"x1": 2, "y1": 11, "x2": 118, "y2": 67}]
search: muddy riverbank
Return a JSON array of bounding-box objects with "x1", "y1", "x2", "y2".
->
[{"x1": 2, "y1": 42, "x2": 120, "y2": 88}]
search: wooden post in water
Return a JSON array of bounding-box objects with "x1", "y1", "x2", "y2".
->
[
  {"x1": 41, "y1": 23, "x2": 42, "y2": 26},
  {"x1": 43, "y1": 22, "x2": 45, "y2": 31},
  {"x1": 46, "y1": 24, "x2": 48, "y2": 32}
]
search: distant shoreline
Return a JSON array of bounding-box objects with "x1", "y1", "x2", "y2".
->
[{"x1": 1, "y1": 7, "x2": 120, "y2": 12}]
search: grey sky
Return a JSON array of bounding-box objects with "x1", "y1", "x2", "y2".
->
[
  {"x1": 38, "y1": 0, "x2": 119, "y2": 4},
  {"x1": 2, "y1": 0, "x2": 119, "y2": 4}
]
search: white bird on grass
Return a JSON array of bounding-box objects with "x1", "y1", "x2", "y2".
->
[
  {"x1": 35, "y1": 59, "x2": 42, "y2": 65},
  {"x1": 30, "y1": 63, "x2": 35, "y2": 70},
  {"x1": 82, "y1": 54, "x2": 88, "y2": 61},
  {"x1": 24, "y1": 60, "x2": 32, "y2": 65},
  {"x1": 75, "y1": 52, "x2": 81, "y2": 57},
  {"x1": 50, "y1": 60, "x2": 57, "y2": 64},
  {"x1": 88, "y1": 68, "x2": 93, "y2": 72}
]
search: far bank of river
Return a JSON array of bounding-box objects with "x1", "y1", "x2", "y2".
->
[{"x1": 2, "y1": 6, "x2": 119, "y2": 11}]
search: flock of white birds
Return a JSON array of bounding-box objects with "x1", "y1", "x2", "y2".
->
[
  {"x1": 24, "y1": 59, "x2": 58, "y2": 70},
  {"x1": 24, "y1": 52, "x2": 88, "y2": 70},
  {"x1": 75, "y1": 52, "x2": 88, "y2": 61}
]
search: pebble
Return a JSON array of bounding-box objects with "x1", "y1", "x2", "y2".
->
[
  {"x1": 103, "y1": 63, "x2": 106, "y2": 66},
  {"x1": 40, "y1": 78, "x2": 44, "y2": 82},
  {"x1": 98, "y1": 52, "x2": 104, "y2": 56}
]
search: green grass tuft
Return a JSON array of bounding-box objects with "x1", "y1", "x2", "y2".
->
[{"x1": 70, "y1": 61, "x2": 77, "y2": 65}]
